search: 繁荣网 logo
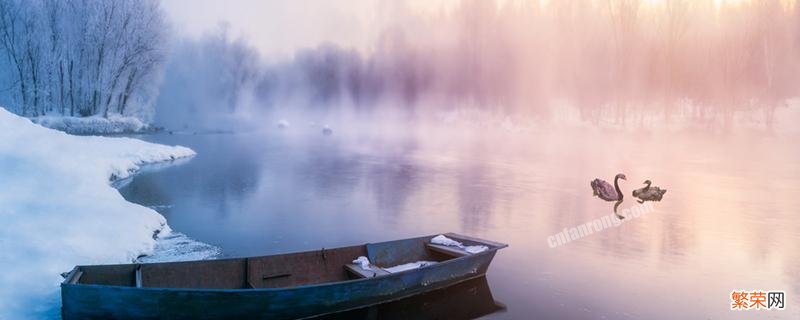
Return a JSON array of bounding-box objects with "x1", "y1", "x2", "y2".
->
[{"x1": 731, "y1": 290, "x2": 785, "y2": 310}]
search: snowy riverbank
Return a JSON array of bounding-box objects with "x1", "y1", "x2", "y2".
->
[
  {"x1": 30, "y1": 114, "x2": 154, "y2": 135},
  {"x1": 0, "y1": 107, "x2": 195, "y2": 318}
]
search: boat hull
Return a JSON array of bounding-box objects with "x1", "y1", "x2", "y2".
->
[{"x1": 62, "y1": 250, "x2": 497, "y2": 319}]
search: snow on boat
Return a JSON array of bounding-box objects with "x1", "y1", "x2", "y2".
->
[{"x1": 61, "y1": 233, "x2": 507, "y2": 319}]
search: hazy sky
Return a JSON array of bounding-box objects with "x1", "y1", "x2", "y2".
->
[{"x1": 161, "y1": 0, "x2": 458, "y2": 59}]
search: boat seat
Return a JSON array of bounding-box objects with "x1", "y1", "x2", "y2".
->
[
  {"x1": 426, "y1": 243, "x2": 471, "y2": 257},
  {"x1": 344, "y1": 264, "x2": 390, "y2": 278}
]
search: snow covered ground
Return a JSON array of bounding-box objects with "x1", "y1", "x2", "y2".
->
[
  {"x1": 0, "y1": 107, "x2": 198, "y2": 318},
  {"x1": 30, "y1": 114, "x2": 152, "y2": 135}
]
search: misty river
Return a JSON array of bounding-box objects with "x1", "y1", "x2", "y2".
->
[{"x1": 119, "y1": 110, "x2": 800, "y2": 319}]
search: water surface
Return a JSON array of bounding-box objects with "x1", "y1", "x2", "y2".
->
[{"x1": 121, "y1": 116, "x2": 800, "y2": 319}]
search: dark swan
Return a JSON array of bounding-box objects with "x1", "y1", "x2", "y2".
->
[
  {"x1": 590, "y1": 173, "x2": 626, "y2": 201},
  {"x1": 632, "y1": 180, "x2": 667, "y2": 203}
]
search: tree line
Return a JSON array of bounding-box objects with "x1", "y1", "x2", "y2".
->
[
  {"x1": 2, "y1": 0, "x2": 799, "y2": 125},
  {"x1": 160, "y1": 0, "x2": 800, "y2": 126},
  {"x1": 0, "y1": 0, "x2": 166, "y2": 118}
]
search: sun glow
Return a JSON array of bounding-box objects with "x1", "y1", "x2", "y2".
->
[
  {"x1": 714, "y1": 0, "x2": 751, "y2": 10},
  {"x1": 641, "y1": 0, "x2": 664, "y2": 8}
]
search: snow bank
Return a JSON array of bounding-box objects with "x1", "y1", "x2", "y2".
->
[
  {"x1": 0, "y1": 107, "x2": 195, "y2": 319},
  {"x1": 30, "y1": 114, "x2": 151, "y2": 135}
]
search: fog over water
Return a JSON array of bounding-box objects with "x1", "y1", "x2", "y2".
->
[
  {"x1": 156, "y1": 0, "x2": 800, "y2": 131},
  {"x1": 121, "y1": 104, "x2": 800, "y2": 319},
  {"x1": 120, "y1": 1, "x2": 800, "y2": 319}
]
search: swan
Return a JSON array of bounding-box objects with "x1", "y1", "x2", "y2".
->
[
  {"x1": 632, "y1": 180, "x2": 666, "y2": 203},
  {"x1": 590, "y1": 173, "x2": 626, "y2": 201}
]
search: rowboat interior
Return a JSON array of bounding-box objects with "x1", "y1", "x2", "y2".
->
[{"x1": 65, "y1": 233, "x2": 506, "y2": 290}]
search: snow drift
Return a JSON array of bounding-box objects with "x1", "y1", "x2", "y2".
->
[
  {"x1": 0, "y1": 107, "x2": 195, "y2": 319},
  {"x1": 31, "y1": 115, "x2": 151, "y2": 135}
]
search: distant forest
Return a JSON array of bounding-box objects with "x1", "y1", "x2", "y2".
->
[{"x1": 2, "y1": 0, "x2": 799, "y2": 123}]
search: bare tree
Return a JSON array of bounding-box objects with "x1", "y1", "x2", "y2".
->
[{"x1": 0, "y1": 0, "x2": 166, "y2": 119}]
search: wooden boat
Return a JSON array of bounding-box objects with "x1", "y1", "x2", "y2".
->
[
  {"x1": 61, "y1": 233, "x2": 507, "y2": 319},
  {"x1": 313, "y1": 275, "x2": 506, "y2": 320}
]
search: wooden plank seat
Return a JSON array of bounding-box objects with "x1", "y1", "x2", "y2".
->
[
  {"x1": 135, "y1": 265, "x2": 142, "y2": 288},
  {"x1": 344, "y1": 264, "x2": 390, "y2": 278},
  {"x1": 426, "y1": 243, "x2": 471, "y2": 257}
]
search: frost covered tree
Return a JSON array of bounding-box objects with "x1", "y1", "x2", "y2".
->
[{"x1": 0, "y1": 0, "x2": 166, "y2": 119}]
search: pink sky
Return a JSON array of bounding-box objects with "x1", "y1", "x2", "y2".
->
[{"x1": 162, "y1": 0, "x2": 448, "y2": 59}]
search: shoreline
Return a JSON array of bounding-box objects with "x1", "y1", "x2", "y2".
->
[{"x1": 0, "y1": 107, "x2": 198, "y2": 319}]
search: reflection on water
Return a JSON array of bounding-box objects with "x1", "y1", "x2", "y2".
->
[
  {"x1": 120, "y1": 114, "x2": 800, "y2": 319},
  {"x1": 312, "y1": 276, "x2": 504, "y2": 320}
]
